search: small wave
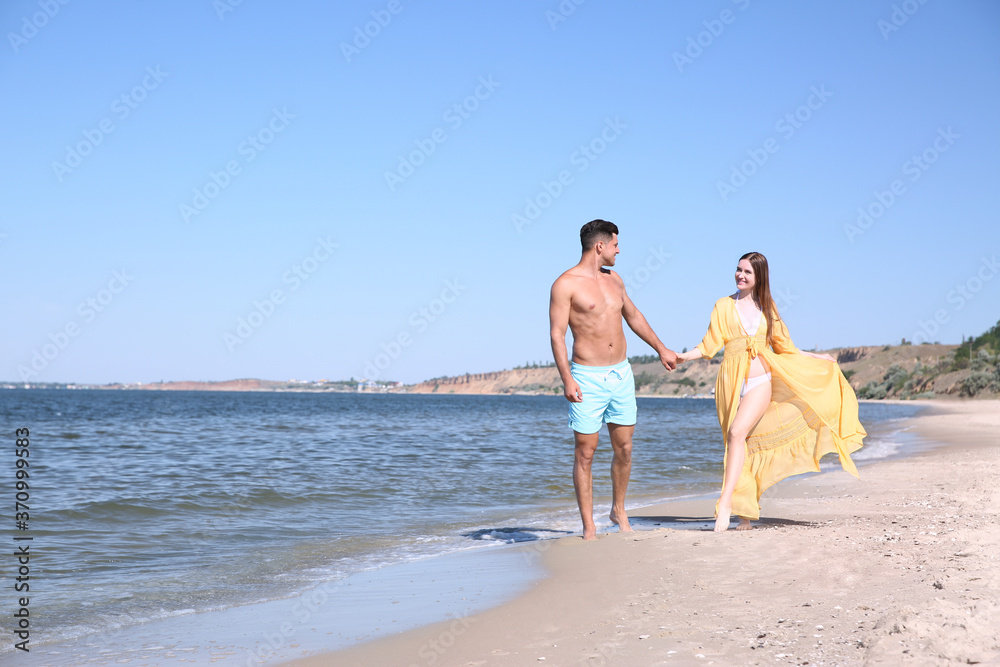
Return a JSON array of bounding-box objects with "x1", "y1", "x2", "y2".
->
[
  {"x1": 165, "y1": 608, "x2": 196, "y2": 617},
  {"x1": 48, "y1": 500, "x2": 174, "y2": 522},
  {"x1": 852, "y1": 437, "x2": 903, "y2": 461},
  {"x1": 852, "y1": 425, "x2": 915, "y2": 462}
]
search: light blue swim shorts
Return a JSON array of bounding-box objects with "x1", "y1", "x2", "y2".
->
[{"x1": 568, "y1": 360, "x2": 637, "y2": 434}]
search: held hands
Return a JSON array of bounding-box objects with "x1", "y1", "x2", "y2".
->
[
  {"x1": 674, "y1": 349, "x2": 701, "y2": 364},
  {"x1": 659, "y1": 348, "x2": 679, "y2": 371}
]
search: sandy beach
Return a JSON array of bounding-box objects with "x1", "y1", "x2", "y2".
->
[{"x1": 285, "y1": 399, "x2": 1000, "y2": 667}]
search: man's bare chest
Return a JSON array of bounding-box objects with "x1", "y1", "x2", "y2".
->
[{"x1": 571, "y1": 283, "x2": 622, "y2": 317}]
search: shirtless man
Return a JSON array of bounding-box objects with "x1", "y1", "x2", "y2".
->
[{"x1": 549, "y1": 220, "x2": 679, "y2": 540}]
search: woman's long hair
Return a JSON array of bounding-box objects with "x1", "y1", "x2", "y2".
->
[{"x1": 740, "y1": 251, "x2": 779, "y2": 349}]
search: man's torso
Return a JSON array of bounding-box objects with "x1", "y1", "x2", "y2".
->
[{"x1": 562, "y1": 268, "x2": 628, "y2": 366}]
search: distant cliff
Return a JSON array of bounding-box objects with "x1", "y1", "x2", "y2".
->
[
  {"x1": 67, "y1": 342, "x2": 994, "y2": 399},
  {"x1": 409, "y1": 367, "x2": 563, "y2": 395}
]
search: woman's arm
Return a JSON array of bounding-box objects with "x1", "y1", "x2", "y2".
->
[
  {"x1": 676, "y1": 348, "x2": 703, "y2": 363},
  {"x1": 770, "y1": 315, "x2": 832, "y2": 361},
  {"x1": 677, "y1": 302, "x2": 725, "y2": 364},
  {"x1": 799, "y1": 350, "x2": 836, "y2": 362}
]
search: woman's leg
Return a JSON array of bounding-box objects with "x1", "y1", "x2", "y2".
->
[{"x1": 715, "y1": 379, "x2": 772, "y2": 532}]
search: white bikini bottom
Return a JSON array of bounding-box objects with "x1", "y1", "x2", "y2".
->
[{"x1": 740, "y1": 372, "x2": 772, "y2": 398}]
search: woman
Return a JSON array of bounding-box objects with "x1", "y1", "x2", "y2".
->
[{"x1": 676, "y1": 252, "x2": 866, "y2": 532}]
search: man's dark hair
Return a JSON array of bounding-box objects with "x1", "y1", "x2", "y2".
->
[{"x1": 580, "y1": 219, "x2": 619, "y2": 252}]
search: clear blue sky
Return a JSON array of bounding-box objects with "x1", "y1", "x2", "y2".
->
[{"x1": 4, "y1": 0, "x2": 999, "y2": 384}]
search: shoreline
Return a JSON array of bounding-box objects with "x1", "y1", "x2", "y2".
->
[
  {"x1": 285, "y1": 399, "x2": 1000, "y2": 666},
  {"x1": 10, "y1": 546, "x2": 546, "y2": 666}
]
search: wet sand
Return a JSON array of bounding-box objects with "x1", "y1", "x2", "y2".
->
[{"x1": 284, "y1": 399, "x2": 1000, "y2": 666}]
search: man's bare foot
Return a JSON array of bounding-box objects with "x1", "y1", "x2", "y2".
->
[
  {"x1": 582, "y1": 528, "x2": 597, "y2": 541},
  {"x1": 714, "y1": 506, "x2": 732, "y2": 532},
  {"x1": 610, "y1": 508, "x2": 633, "y2": 533},
  {"x1": 736, "y1": 518, "x2": 753, "y2": 531}
]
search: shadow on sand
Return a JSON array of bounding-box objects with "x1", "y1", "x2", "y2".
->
[{"x1": 628, "y1": 515, "x2": 818, "y2": 531}]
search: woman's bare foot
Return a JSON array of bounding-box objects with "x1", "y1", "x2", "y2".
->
[
  {"x1": 714, "y1": 506, "x2": 732, "y2": 532},
  {"x1": 736, "y1": 518, "x2": 753, "y2": 531},
  {"x1": 610, "y1": 508, "x2": 633, "y2": 533}
]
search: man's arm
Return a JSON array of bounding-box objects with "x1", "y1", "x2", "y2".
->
[
  {"x1": 617, "y1": 273, "x2": 678, "y2": 370},
  {"x1": 549, "y1": 278, "x2": 583, "y2": 402}
]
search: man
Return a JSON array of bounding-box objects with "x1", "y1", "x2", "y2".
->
[{"x1": 549, "y1": 220, "x2": 678, "y2": 540}]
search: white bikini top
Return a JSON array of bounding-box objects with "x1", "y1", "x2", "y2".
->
[{"x1": 734, "y1": 293, "x2": 762, "y2": 336}]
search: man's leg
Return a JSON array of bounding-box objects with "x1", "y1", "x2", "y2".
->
[
  {"x1": 607, "y1": 422, "x2": 634, "y2": 533},
  {"x1": 573, "y1": 430, "x2": 600, "y2": 540}
]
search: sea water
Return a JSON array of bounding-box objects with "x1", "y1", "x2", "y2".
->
[{"x1": 0, "y1": 389, "x2": 922, "y2": 663}]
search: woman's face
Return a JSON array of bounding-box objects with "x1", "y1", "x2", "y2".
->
[{"x1": 735, "y1": 259, "x2": 755, "y2": 293}]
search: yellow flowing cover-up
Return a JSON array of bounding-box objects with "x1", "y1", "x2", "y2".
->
[{"x1": 696, "y1": 296, "x2": 866, "y2": 520}]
